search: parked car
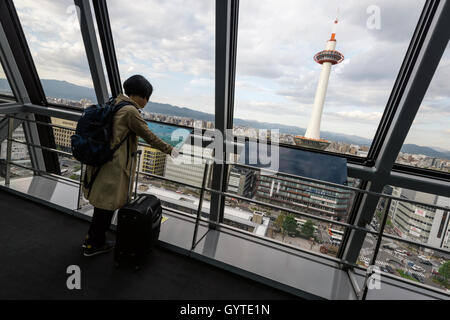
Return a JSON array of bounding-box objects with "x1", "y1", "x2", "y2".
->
[
  {"x1": 412, "y1": 265, "x2": 425, "y2": 272},
  {"x1": 387, "y1": 259, "x2": 403, "y2": 266},
  {"x1": 432, "y1": 267, "x2": 440, "y2": 275},
  {"x1": 386, "y1": 258, "x2": 402, "y2": 266},
  {"x1": 381, "y1": 265, "x2": 395, "y2": 274},
  {"x1": 420, "y1": 259, "x2": 433, "y2": 266},
  {"x1": 383, "y1": 243, "x2": 398, "y2": 250},
  {"x1": 412, "y1": 273, "x2": 425, "y2": 283},
  {"x1": 395, "y1": 249, "x2": 407, "y2": 255},
  {"x1": 386, "y1": 265, "x2": 395, "y2": 274}
]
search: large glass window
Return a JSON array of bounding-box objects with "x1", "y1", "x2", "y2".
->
[
  {"x1": 396, "y1": 44, "x2": 450, "y2": 173},
  {"x1": 108, "y1": 0, "x2": 215, "y2": 129},
  {"x1": 234, "y1": 0, "x2": 424, "y2": 156},
  {"x1": 14, "y1": 0, "x2": 95, "y2": 108},
  {"x1": 0, "y1": 61, "x2": 13, "y2": 98}
]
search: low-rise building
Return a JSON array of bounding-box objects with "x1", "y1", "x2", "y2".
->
[
  {"x1": 138, "y1": 145, "x2": 167, "y2": 176},
  {"x1": 51, "y1": 117, "x2": 77, "y2": 155}
]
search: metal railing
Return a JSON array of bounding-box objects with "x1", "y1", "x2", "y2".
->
[{"x1": 1, "y1": 111, "x2": 449, "y2": 298}]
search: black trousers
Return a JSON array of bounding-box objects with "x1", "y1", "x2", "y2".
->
[{"x1": 87, "y1": 207, "x2": 115, "y2": 246}]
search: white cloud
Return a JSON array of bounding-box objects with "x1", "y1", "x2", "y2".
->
[{"x1": 332, "y1": 110, "x2": 383, "y2": 122}]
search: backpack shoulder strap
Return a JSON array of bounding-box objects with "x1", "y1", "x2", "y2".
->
[{"x1": 112, "y1": 100, "x2": 133, "y2": 113}]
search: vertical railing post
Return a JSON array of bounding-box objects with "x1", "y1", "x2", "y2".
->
[
  {"x1": 360, "y1": 196, "x2": 393, "y2": 300},
  {"x1": 5, "y1": 114, "x2": 13, "y2": 186},
  {"x1": 191, "y1": 162, "x2": 210, "y2": 251},
  {"x1": 134, "y1": 150, "x2": 142, "y2": 200},
  {"x1": 77, "y1": 163, "x2": 84, "y2": 210}
]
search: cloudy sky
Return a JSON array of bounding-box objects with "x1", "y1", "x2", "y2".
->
[{"x1": 8, "y1": 0, "x2": 450, "y2": 150}]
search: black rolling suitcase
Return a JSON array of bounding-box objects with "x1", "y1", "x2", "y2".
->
[{"x1": 114, "y1": 150, "x2": 162, "y2": 270}]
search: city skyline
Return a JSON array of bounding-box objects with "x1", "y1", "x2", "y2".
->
[{"x1": 2, "y1": 78, "x2": 450, "y2": 163}]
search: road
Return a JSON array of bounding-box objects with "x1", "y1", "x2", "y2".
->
[{"x1": 358, "y1": 232, "x2": 440, "y2": 287}]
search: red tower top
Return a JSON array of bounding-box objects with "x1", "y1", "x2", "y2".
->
[{"x1": 313, "y1": 19, "x2": 344, "y2": 65}]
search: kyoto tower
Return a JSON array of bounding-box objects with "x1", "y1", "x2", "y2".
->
[{"x1": 295, "y1": 19, "x2": 344, "y2": 150}]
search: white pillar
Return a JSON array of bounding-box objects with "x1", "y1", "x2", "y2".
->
[{"x1": 305, "y1": 40, "x2": 337, "y2": 140}]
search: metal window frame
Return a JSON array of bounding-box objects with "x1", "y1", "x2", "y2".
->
[
  {"x1": 92, "y1": 0, "x2": 122, "y2": 98},
  {"x1": 209, "y1": 0, "x2": 240, "y2": 226},
  {"x1": 0, "y1": 21, "x2": 46, "y2": 173},
  {"x1": 0, "y1": 0, "x2": 60, "y2": 175},
  {"x1": 342, "y1": 0, "x2": 450, "y2": 265},
  {"x1": 75, "y1": 0, "x2": 109, "y2": 104}
]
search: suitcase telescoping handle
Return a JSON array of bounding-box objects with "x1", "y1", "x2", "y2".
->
[{"x1": 127, "y1": 149, "x2": 142, "y2": 203}]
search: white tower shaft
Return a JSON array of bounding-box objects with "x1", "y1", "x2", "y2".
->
[{"x1": 305, "y1": 40, "x2": 337, "y2": 140}]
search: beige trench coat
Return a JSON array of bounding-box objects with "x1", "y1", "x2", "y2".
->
[{"x1": 82, "y1": 94, "x2": 173, "y2": 211}]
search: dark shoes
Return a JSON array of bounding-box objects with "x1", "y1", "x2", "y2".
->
[
  {"x1": 83, "y1": 242, "x2": 114, "y2": 257},
  {"x1": 82, "y1": 235, "x2": 114, "y2": 257},
  {"x1": 82, "y1": 235, "x2": 89, "y2": 249}
]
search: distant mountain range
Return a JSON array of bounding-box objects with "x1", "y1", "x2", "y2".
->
[
  {"x1": 1, "y1": 78, "x2": 97, "y2": 102},
  {"x1": 399, "y1": 144, "x2": 450, "y2": 160},
  {"x1": 1, "y1": 78, "x2": 449, "y2": 159}
]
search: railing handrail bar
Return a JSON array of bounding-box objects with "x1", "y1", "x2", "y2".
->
[
  {"x1": 1, "y1": 115, "x2": 77, "y2": 132},
  {"x1": 6, "y1": 161, "x2": 81, "y2": 187},
  {"x1": 8, "y1": 138, "x2": 74, "y2": 157}
]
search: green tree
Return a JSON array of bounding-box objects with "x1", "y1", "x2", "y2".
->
[
  {"x1": 282, "y1": 215, "x2": 298, "y2": 238},
  {"x1": 439, "y1": 261, "x2": 450, "y2": 283},
  {"x1": 274, "y1": 213, "x2": 285, "y2": 232},
  {"x1": 301, "y1": 220, "x2": 315, "y2": 238}
]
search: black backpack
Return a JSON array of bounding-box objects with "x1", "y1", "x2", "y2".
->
[
  {"x1": 71, "y1": 98, "x2": 131, "y2": 195},
  {"x1": 71, "y1": 97, "x2": 130, "y2": 167}
]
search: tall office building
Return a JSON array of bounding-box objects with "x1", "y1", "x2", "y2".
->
[
  {"x1": 295, "y1": 19, "x2": 344, "y2": 150},
  {"x1": 429, "y1": 196, "x2": 450, "y2": 250},
  {"x1": 390, "y1": 187, "x2": 450, "y2": 249}
]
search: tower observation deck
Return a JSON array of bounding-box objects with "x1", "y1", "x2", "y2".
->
[{"x1": 295, "y1": 19, "x2": 344, "y2": 151}]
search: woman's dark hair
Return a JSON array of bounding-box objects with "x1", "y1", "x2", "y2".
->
[{"x1": 123, "y1": 75, "x2": 153, "y2": 100}]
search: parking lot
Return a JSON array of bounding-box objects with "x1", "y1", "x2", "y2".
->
[{"x1": 358, "y1": 233, "x2": 443, "y2": 287}]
